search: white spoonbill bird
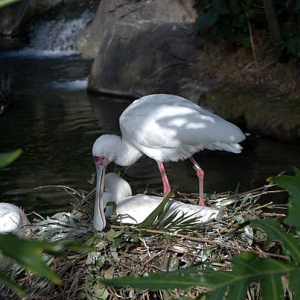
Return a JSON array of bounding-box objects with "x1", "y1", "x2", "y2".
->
[
  {"x1": 99, "y1": 173, "x2": 219, "y2": 227},
  {"x1": 92, "y1": 94, "x2": 245, "y2": 231},
  {"x1": 0, "y1": 203, "x2": 29, "y2": 233}
]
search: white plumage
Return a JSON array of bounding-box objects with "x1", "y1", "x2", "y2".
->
[
  {"x1": 120, "y1": 94, "x2": 244, "y2": 161},
  {"x1": 92, "y1": 94, "x2": 245, "y2": 231},
  {"x1": 103, "y1": 173, "x2": 219, "y2": 224},
  {"x1": 0, "y1": 203, "x2": 29, "y2": 233}
]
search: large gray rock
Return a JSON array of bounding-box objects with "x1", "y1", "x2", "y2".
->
[
  {"x1": 80, "y1": 0, "x2": 212, "y2": 99},
  {"x1": 12, "y1": 0, "x2": 63, "y2": 36},
  {"x1": 0, "y1": 0, "x2": 63, "y2": 37},
  {"x1": 78, "y1": 0, "x2": 198, "y2": 59},
  {"x1": 201, "y1": 88, "x2": 300, "y2": 143},
  {"x1": 0, "y1": 2, "x2": 22, "y2": 36}
]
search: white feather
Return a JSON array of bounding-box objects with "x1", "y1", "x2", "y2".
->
[
  {"x1": 0, "y1": 203, "x2": 29, "y2": 233},
  {"x1": 103, "y1": 173, "x2": 219, "y2": 224}
]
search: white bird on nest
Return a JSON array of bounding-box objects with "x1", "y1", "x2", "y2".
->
[
  {"x1": 0, "y1": 203, "x2": 29, "y2": 233},
  {"x1": 92, "y1": 94, "x2": 244, "y2": 230},
  {"x1": 98, "y1": 173, "x2": 220, "y2": 227}
]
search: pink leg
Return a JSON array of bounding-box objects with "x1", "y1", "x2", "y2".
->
[
  {"x1": 157, "y1": 161, "x2": 171, "y2": 198},
  {"x1": 189, "y1": 157, "x2": 205, "y2": 206}
]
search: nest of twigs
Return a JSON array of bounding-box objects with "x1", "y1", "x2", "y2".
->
[{"x1": 0, "y1": 183, "x2": 286, "y2": 300}]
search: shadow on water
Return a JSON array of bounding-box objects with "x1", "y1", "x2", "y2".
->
[{"x1": 0, "y1": 21, "x2": 299, "y2": 215}]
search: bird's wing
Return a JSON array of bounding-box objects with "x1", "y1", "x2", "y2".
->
[
  {"x1": 120, "y1": 95, "x2": 245, "y2": 161},
  {"x1": 114, "y1": 195, "x2": 161, "y2": 224}
]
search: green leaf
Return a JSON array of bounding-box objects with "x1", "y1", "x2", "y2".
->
[
  {"x1": 137, "y1": 189, "x2": 174, "y2": 229},
  {"x1": 207, "y1": 10, "x2": 220, "y2": 26},
  {"x1": 260, "y1": 273, "x2": 284, "y2": 300},
  {"x1": 251, "y1": 217, "x2": 300, "y2": 262},
  {"x1": 0, "y1": 149, "x2": 22, "y2": 169},
  {"x1": 0, "y1": 233, "x2": 62, "y2": 285},
  {"x1": 105, "y1": 229, "x2": 123, "y2": 241},
  {"x1": 0, "y1": 0, "x2": 22, "y2": 9},
  {"x1": 195, "y1": 9, "x2": 220, "y2": 33},
  {"x1": 101, "y1": 267, "x2": 201, "y2": 291},
  {"x1": 0, "y1": 270, "x2": 26, "y2": 296},
  {"x1": 206, "y1": 286, "x2": 228, "y2": 300},
  {"x1": 267, "y1": 167, "x2": 300, "y2": 231},
  {"x1": 247, "y1": 8, "x2": 255, "y2": 19},
  {"x1": 101, "y1": 253, "x2": 298, "y2": 299},
  {"x1": 202, "y1": 253, "x2": 295, "y2": 299},
  {"x1": 225, "y1": 281, "x2": 248, "y2": 300},
  {"x1": 288, "y1": 268, "x2": 300, "y2": 298}
]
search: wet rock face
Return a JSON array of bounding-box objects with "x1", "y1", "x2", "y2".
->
[
  {"x1": 77, "y1": 0, "x2": 198, "y2": 59},
  {"x1": 0, "y1": 0, "x2": 63, "y2": 37},
  {"x1": 202, "y1": 88, "x2": 300, "y2": 143},
  {"x1": 0, "y1": 2, "x2": 22, "y2": 36},
  {"x1": 80, "y1": 0, "x2": 213, "y2": 99},
  {"x1": 0, "y1": 0, "x2": 99, "y2": 51}
]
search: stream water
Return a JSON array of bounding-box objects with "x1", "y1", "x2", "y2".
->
[{"x1": 0, "y1": 13, "x2": 299, "y2": 216}]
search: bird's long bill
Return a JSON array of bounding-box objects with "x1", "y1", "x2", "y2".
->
[{"x1": 93, "y1": 166, "x2": 106, "y2": 231}]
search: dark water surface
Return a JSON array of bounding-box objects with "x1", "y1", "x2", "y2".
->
[{"x1": 0, "y1": 50, "x2": 299, "y2": 216}]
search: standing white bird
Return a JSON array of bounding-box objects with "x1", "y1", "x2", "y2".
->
[
  {"x1": 0, "y1": 203, "x2": 29, "y2": 233},
  {"x1": 101, "y1": 173, "x2": 219, "y2": 226},
  {"x1": 92, "y1": 94, "x2": 245, "y2": 231}
]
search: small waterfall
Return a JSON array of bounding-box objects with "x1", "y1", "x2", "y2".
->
[{"x1": 20, "y1": 10, "x2": 94, "y2": 56}]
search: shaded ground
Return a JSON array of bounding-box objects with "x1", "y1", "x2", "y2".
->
[
  {"x1": 194, "y1": 35, "x2": 300, "y2": 142},
  {"x1": 197, "y1": 33, "x2": 299, "y2": 97}
]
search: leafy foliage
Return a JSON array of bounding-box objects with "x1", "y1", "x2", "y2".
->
[
  {"x1": 194, "y1": 0, "x2": 300, "y2": 60},
  {"x1": 0, "y1": 211, "x2": 79, "y2": 296},
  {"x1": 102, "y1": 252, "x2": 297, "y2": 299},
  {"x1": 136, "y1": 188, "x2": 203, "y2": 231},
  {"x1": 0, "y1": 234, "x2": 63, "y2": 290},
  {"x1": 276, "y1": 1, "x2": 300, "y2": 60},
  {"x1": 0, "y1": 150, "x2": 76, "y2": 296},
  {"x1": 251, "y1": 217, "x2": 300, "y2": 263},
  {"x1": 194, "y1": 0, "x2": 254, "y2": 46},
  {"x1": 137, "y1": 190, "x2": 173, "y2": 229},
  {"x1": 2, "y1": 150, "x2": 300, "y2": 299},
  {"x1": 268, "y1": 167, "x2": 300, "y2": 231},
  {"x1": 101, "y1": 168, "x2": 300, "y2": 299}
]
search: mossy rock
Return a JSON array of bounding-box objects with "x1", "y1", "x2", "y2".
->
[{"x1": 201, "y1": 87, "x2": 300, "y2": 143}]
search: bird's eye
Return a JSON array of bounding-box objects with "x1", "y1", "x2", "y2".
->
[{"x1": 94, "y1": 155, "x2": 109, "y2": 167}]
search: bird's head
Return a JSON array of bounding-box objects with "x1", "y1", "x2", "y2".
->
[
  {"x1": 92, "y1": 134, "x2": 124, "y2": 231},
  {"x1": 92, "y1": 134, "x2": 125, "y2": 168},
  {"x1": 104, "y1": 173, "x2": 132, "y2": 199}
]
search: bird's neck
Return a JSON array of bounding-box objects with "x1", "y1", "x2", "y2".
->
[{"x1": 114, "y1": 138, "x2": 143, "y2": 166}]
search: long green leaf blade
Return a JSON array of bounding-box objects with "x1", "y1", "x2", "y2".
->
[
  {"x1": 102, "y1": 253, "x2": 297, "y2": 298},
  {"x1": 204, "y1": 253, "x2": 296, "y2": 299},
  {"x1": 0, "y1": 233, "x2": 62, "y2": 285},
  {"x1": 0, "y1": 149, "x2": 22, "y2": 169},
  {"x1": 101, "y1": 268, "x2": 201, "y2": 291},
  {"x1": 0, "y1": 271, "x2": 26, "y2": 296},
  {"x1": 102, "y1": 251, "x2": 299, "y2": 300},
  {"x1": 0, "y1": 0, "x2": 22, "y2": 9},
  {"x1": 138, "y1": 189, "x2": 174, "y2": 229}
]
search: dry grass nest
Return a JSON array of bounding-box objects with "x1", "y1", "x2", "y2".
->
[{"x1": 0, "y1": 183, "x2": 286, "y2": 300}]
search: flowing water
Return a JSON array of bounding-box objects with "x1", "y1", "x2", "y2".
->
[{"x1": 0, "y1": 13, "x2": 299, "y2": 216}]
